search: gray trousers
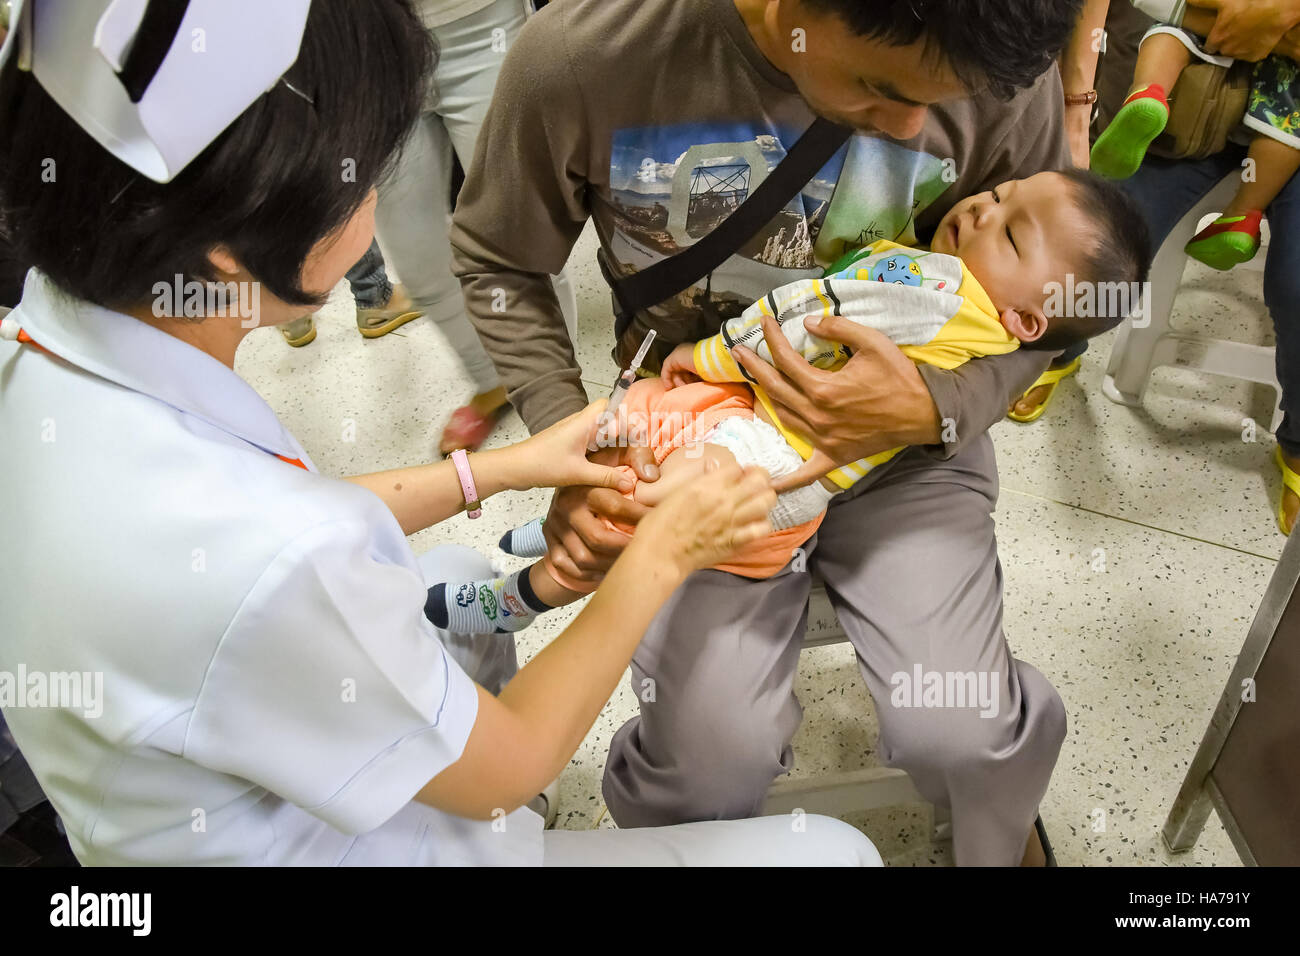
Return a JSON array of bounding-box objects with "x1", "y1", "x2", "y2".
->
[
  {"x1": 602, "y1": 432, "x2": 1067, "y2": 866},
  {"x1": 416, "y1": 544, "x2": 883, "y2": 865}
]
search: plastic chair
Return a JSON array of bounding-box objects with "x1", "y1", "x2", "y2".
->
[{"x1": 1102, "y1": 173, "x2": 1279, "y2": 431}]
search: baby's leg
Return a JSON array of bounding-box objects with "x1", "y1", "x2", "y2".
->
[
  {"x1": 1092, "y1": 33, "x2": 1190, "y2": 180},
  {"x1": 632, "y1": 443, "x2": 740, "y2": 508},
  {"x1": 525, "y1": 560, "x2": 588, "y2": 608},
  {"x1": 1231, "y1": 132, "x2": 1300, "y2": 217},
  {"x1": 1187, "y1": 136, "x2": 1299, "y2": 269},
  {"x1": 427, "y1": 559, "x2": 586, "y2": 636},
  {"x1": 1130, "y1": 31, "x2": 1193, "y2": 96}
]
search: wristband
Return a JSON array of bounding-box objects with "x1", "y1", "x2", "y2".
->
[
  {"x1": 450, "y1": 448, "x2": 482, "y2": 519},
  {"x1": 1064, "y1": 90, "x2": 1098, "y2": 107}
]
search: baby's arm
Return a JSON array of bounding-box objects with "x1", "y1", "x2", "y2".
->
[{"x1": 661, "y1": 341, "x2": 704, "y2": 389}]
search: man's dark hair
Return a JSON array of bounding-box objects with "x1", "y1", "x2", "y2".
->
[
  {"x1": 0, "y1": 0, "x2": 434, "y2": 311},
  {"x1": 803, "y1": 0, "x2": 1085, "y2": 100},
  {"x1": 1024, "y1": 167, "x2": 1154, "y2": 353}
]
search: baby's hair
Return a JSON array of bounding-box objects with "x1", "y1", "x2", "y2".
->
[{"x1": 1024, "y1": 168, "x2": 1154, "y2": 352}]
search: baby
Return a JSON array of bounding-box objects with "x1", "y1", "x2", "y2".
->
[
  {"x1": 1091, "y1": 0, "x2": 1298, "y2": 270},
  {"x1": 429, "y1": 168, "x2": 1151, "y2": 635}
]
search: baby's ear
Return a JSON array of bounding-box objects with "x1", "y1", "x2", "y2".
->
[{"x1": 1000, "y1": 307, "x2": 1048, "y2": 344}]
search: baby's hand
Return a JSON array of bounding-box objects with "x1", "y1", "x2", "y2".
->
[{"x1": 661, "y1": 342, "x2": 701, "y2": 389}]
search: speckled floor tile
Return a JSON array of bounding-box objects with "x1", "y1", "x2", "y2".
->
[
  {"x1": 233, "y1": 239, "x2": 1271, "y2": 866},
  {"x1": 992, "y1": 254, "x2": 1284, "y2": 560}
]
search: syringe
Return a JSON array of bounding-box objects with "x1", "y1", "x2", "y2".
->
[{"x1": 589, "y1": 329, "x2": 656, "y2": 453}]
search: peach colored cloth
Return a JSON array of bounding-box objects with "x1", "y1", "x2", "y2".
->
[{"x1": 544, "y1": 378, "x2": 824, "y2": 593}]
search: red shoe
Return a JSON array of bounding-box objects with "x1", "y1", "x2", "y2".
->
[{"x1": 438, "y1": 404, "x2": 507, "y2": 455}]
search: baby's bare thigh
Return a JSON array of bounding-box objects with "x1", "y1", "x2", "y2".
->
[{"x1": 633, "y1": 443, "x2": 740, "y2": 507}]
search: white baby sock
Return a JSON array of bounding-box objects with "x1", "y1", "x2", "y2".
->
[
  {"x1": 769, "y1": 480, "x2": 837, "y2": 530},
  {"x1": 426, "y1": 569, "x2": 553, "y2": 635}
]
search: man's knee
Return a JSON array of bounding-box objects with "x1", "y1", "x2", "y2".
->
[{"x1": 879, "y1": 662, "x2": 1066, "y2": 785}]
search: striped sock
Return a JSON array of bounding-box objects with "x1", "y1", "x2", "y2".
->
[
  {"x1": 425, "y1": 567, "x2": 554, "y2": 635},
  {"x1": 498, "y1": 517, "x2": 547, "y2": 558}
]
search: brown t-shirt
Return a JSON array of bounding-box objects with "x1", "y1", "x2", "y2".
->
[{"x1": 450, "y1": 0, "x2": 1069, "y2": 444}]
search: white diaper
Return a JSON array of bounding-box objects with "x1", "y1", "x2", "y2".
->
[{"x1": 705, "y1": 416, "x2": 837, "y2": 530}]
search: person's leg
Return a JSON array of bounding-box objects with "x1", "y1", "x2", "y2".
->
[
  {"x1": 602, "y1": 558, "x2": 814, "y2": 827},
  {"x1": 1230, "y1": 137, "x2": 1300, "y2": 217},
  {"x1": 813, "y1": 437, "x2": 1066, "y2": 866},
  {"x1": 1260, "y1": 157, "x2": 1300, "y2": 531},
  {"x1": 374, "y1": 110, "x2": 503, "y2": 393},
  {"x1": 1091, "y1": 33, "x2": 1191, "y2": 181},
  {"x1": 1188, "y1": 137, "x2": 1299, "y2": 270},
  {"x1": 542, "y1": 813, "x2": 883, "y2": 866},
  {"x1": 435, "y1": 0, "x2": 579, "y2": 342},
  {"x1": 416, "y1": 543, "x2": 517, "y2": 694},
  {"x1": 345, "y1": 239, "x2": 393, "y2": 310}
]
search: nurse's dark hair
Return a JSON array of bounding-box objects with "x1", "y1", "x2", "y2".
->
[
  {"x1": 0, "y1": 0, "x2": 434, "y2": 310},
  {"x1": 801, "y1": 0, "x2": 1085, "y2": 100}
]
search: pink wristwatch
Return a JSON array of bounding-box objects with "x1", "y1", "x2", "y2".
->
[{"x1": 450, "y1": 448, "x2": 482, "y2": 518}]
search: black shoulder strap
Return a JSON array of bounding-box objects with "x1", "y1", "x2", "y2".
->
[{"x1": 601, "y1": 117, "x2": 851, "y2": 321}]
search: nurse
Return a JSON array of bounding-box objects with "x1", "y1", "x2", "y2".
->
[{"x1": 0, "y1": 0, "x2": 880, "y2": 865}]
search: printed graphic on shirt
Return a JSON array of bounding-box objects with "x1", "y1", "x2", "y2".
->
[
  {"x1": 828, "y1": 242, "x2": 965, "y2": 296},
  {"x1": 813, "y1": 136, "x2": 955, "y2": 265},
  {"x1": 607, "y1": 121, "x2": 846, "y2": 321},
  {"x1": 606, "y1": 124, "x2": 954, "y2": 322}
]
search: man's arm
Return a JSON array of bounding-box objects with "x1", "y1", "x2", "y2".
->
[
  {"x1": 917, "y1": 349, "x2": 1055, "y2": 458},
  {"x1": 449, "y1": 3, "x2": 592, "y2": 434},
  {"x1": 1060, "y1": 0, "x2": 1112, "y2": 167}
]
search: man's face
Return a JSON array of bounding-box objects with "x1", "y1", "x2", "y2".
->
[{"x1": 768, "y1": 0, "x2": 972, "y2": 137}]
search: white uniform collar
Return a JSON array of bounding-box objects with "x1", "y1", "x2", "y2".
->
[{"x1": 13, "y1": 270, "x2": 312, "y2": 466}]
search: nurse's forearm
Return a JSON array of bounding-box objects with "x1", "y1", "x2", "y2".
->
[
  {"x1": 415, "y1": 530, "x2": 685, "y2": 819},
  {"x1": 344, "y1": 448, "x2": 528, "y2": 535}
]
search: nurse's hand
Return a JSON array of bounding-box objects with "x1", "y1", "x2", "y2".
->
[
  {"x1": 506, "y1": 400, "x2": 636, "y2": 495},
  {"x1": 632, "y1": 461, "x2": 776, "y2": 575}
]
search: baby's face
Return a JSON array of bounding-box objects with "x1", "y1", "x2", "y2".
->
[{"x1": 931, "y1": 171, "x2": 1092, "y2": 340}]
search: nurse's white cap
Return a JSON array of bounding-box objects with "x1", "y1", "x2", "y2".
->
[{"x1": 0, "y1": 0, "x2": 311, "y2": 183}]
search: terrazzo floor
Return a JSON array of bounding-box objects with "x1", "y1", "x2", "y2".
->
[{"x1": 235, "y1": 221, "x2": 1279, "y2": 866}]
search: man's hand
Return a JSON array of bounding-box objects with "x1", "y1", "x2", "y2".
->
[
  {"x1": 542, "y1": 444, "x2": 659, "y2": 582},
  {"x1": 1277, "y1": 23, "x2": 1300, "y2": 61},
  {"x1": 1198, "y1": 0, "x2": 1300, "y2": 61},
  {"x1": 732, "y1": 314, "x2": 940, "y2": 492}
]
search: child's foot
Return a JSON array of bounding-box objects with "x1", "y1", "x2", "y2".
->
[
  {"x1": 425, "y1": 568, "x2": 554, "y2": 635},
  {"x1": 1185, "y1": 210, "x2": 1263, "y2": 271},
  {"x1": 499, "y1": 517, "x2": 547, "y2": 558},
  {"x1": 1090, "y1": 84, "x2": 1169, "y2": 180}
]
